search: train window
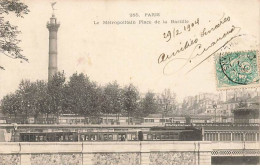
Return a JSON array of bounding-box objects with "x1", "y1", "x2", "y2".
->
[
  {"x1": 99, "y1": 134, "x2": 103, "y2": 141},
  {"x1": 132, "y1": 134, "x2": 136, "y2": 140},
  {"x1": 147, "y1": 134, "x2": 152, "y2": 140},
  {"x1": 104, "y1": 134, "x2": 108, "y2": 141},
  {"x1": 89, "y1": 134, "x2": 95, "y2": 141},
  {"x1": 65, "y1": 135, "x2": 69, "y2": 141},
  {"x1": 86, "y1": 134, "x2": 90, "y2": 141},
  {"x1": 127, "y1": 133, "x2": 131, "y2": 140},
  {"x1": 60, "y1": 135, "x2": 64, "y2": 141},
  {"x1": 29, "y1": 135, "x2": 33, "y2": 142},
  {"x1": 24, "y1": 135, "x2": 29, "y2": 141},
  {"x1": 80, "y1": 135, "x2": 85, "y2": 141},
  {"x1": 20, "y1": 135, "x2": 24, "y2": 141},
  {"x1": 119, "y1": 134, "x2": 126, "y2": 141},
  {"x1": 108, "y1": 134, "x2": 113, "y2": 140},
  {"x1": 69, "y1": 135, "x2": 73, "y2": 141},
  {"x1": 143, "y1": 134, "x2": 147, "y2": 140},
  {"x1": 155, "y1": 134, "x2": 160, "y2": 140},
  {"x1": 118, "y1": 134, "x2": 122, "y2": 141},
  {"x1": 48, "y1": 134, "x2": 53, "y2": 141},
  {"x1": 113, "y1": 134, "x2": 118, "y2": 141},
  {"x1": 43, "y1": 136, "x2": 47, "y2": 141},
  {"x1": 39, "y1": 135, "x2": 43, "y2": 141},
  {"x1": 55, "y1": 134, "x2": 59, "y2": 141},
  {"x1": 161, "y1": 134, "x2": 165, "y2": 140},
  {"x1": 173, "y1": 133, "x2": 178, "y2": 140}
]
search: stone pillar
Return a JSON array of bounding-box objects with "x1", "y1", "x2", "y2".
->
[
  {"x1": 82, "y1": 153, "x2": 94, "y2": 165},
  {"x1": 140, "y1": 152, "x2": 150, "y2": 165},
  {"x1": 20, "y1": 154, "x2": 31, "y2": 165},
  {"x1": 199, "y1": 152, "x2": 211, "y2": 165}
]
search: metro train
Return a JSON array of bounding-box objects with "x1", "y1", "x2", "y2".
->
[{"x1": 18, "y1": 126, "x2": 203, "y2": 142}]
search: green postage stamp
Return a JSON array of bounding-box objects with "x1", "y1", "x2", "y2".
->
[{"x1": 215, "y1": 50, "x2": 260, "y2": 90}]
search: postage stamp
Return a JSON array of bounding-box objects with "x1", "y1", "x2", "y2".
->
[{"x1": 215, "y1": 50, "x2": 260, "y2": 90}]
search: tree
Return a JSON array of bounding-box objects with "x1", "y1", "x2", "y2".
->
[
  {"x1": 47, "y1": 72, "x2": 66, "y2": 121},
  {"x1": 123, "y1": 84, "x2": 139, "y2": 124},
  {"x1": 32, "y1": 80, "x2": 48, "y2": 121},
  {"x1": 139, "y1": 91, "x2": 158, "y2": 117},
  {"x1": 1, "y1": 79, "x2": 50, "y2": 123},
  {"x1": 64, "y1": 73, "x2": 96, "y2": 123},
  {"x1": 158, "y1": 89, "x2": 177, "y2": 116},
  {"x1": 101, "y1": 81, "x2": 124, "y2": 123},
  {"x1": 17, "y1": 80, "x2": 35, "y2": 123},
  {"x1": 88, "y1": 83, "x2": 102, "y2": 124},
  {"x1": 1, "y1": 92, "x2": 22, "y2": 122},
  {"x1": 0, "y1": 0, "x2": 30, "y2": 70}
]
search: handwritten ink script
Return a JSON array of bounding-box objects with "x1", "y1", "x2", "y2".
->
[{"x1": 158, "y1": 14, "x2": 243, "y2": 75}]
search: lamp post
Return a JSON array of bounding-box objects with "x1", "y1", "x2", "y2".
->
[
  {"x1": 13, "y1": 123, "x2": 17, "y2": 142},
  {"x1": 213, "y1": 104, "x2": 217, "y2": 123}
]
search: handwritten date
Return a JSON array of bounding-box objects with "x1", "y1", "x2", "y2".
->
[{"x1": 163, "y1": 18, "x2": 199, "y2": 42}]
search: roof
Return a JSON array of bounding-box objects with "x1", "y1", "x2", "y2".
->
[
  {"x1": 189, "y1": 115, "x2": 212, "y2": 119},
  {"x1": 233, "y1": 103, "x2": 260, "y2": 113},
  {"x1": 145, "y1": 114, "x2": 170, "y2": 118}
]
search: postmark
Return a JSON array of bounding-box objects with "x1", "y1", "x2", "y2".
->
[{"x1": 215, "y1": 50, "x2": 260, "y2": 90}]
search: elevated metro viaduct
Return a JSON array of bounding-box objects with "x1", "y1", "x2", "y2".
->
[
  {"x1": 0, "y1": 123, "x2": 259, "y2": 142},
  {"x1": 0, "y1": 123, "x2": 259, "y2": 165}
]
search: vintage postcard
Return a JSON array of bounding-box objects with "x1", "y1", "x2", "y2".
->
[{"x1": 0, "y1": 0, "x2": 259, "y2": 165}]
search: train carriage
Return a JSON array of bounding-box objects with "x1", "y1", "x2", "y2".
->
[
  {"x1": 18, "y1": 126, "x2": 202, "y2": 142},
  {"x1": 79, "y1": 131, "x2": 138, "y2": 141},
  {"x1": 19, "y1": 132, "x2": 78, "y2": 142}
]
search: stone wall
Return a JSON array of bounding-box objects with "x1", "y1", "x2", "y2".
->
[
  {"x1": 149, "y1": 152, "x2": 196, "y2": 165},
  {"x1": 30, "y1": 154, "x2": 82, "y2": 165},
  {"x1": 0, "y1": 141, "x2": 259, "y2": 165},
  {"x1": 92, "y1": 152, "x2": 140, "y2": 165},
  {"x1": 0, "y1": 154, "x2": 20, "y2": 165}
]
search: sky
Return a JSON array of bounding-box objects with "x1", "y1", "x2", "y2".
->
[{"x1": 0, "y1": 0, "x2": 259, "y2": 102}]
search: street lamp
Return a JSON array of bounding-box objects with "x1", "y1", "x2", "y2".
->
[{"x1": 213, "y1": 104, "x2": 217, "y2": 123}]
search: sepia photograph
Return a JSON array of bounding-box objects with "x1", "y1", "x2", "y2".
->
[{"x1": 0, "y1": 0, "x2": 259, "y2": 165}]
